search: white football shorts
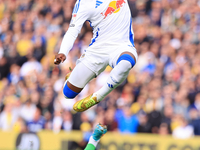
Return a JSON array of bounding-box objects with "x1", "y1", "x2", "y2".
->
[{"x1": 76, "y1": 44, "x2": 138, "y2": 76}]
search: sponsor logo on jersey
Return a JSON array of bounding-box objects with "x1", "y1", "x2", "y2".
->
[
  {"x1": 101, "y1": 0, "x2": 126, "y2": 19},
  {"x1": 81, "y1": 53, "x2": 85, "y2": 58}
]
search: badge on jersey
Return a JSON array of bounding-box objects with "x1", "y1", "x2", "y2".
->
[
  {"x1": 70, "y1": 14, "x2": 77, "y2": 27},
  {"x1": 101, "y1": 0, "x2": 126, "y2": 19}
]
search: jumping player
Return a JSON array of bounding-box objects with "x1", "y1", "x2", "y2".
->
[{"x1": 54, "y1": 0, "x2": 138, "y2": 112}]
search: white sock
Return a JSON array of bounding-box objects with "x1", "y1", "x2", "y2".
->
[
  {"x1": 88, "y1": 136, "x2": 99, "y2": 147},
  {"x1": 94, "y1": 60, "x2": 132, "y2": 101}
]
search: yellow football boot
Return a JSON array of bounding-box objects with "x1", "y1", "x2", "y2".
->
[
  {"x1": 65, "y1": 67, "x2": 72, "y2": 81},
  {"x1": 65, "y1": 72, "x2": 71, "y2": 81},
  {"x1": 73, "y1": 94, "x2": 99, "y2": 112}
]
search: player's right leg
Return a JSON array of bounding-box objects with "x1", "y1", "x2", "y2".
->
[
  {"x1": 84, "y1": 123, "x2": 107, "y2": 150},
  {"x1": 63, "y1": 62, "x2": 96, "y2": 99}
]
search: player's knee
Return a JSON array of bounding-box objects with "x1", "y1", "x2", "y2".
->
[
  {"x1": 117, "y1": 54, "x2": 136, "y2": 68},
  {"x1": 63, "y1": 83, "x2": 79, "y2": 99}
]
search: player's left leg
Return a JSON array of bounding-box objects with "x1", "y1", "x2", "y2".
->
[
  {"x1": 84, "y1": 123, "x2": 107, "y2": 150},
  {"x1": 73, "y1": 51, "x2": 136, "y2": 112}
]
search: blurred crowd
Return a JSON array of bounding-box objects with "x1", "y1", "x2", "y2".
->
[{"x1": 0, "y1": 0, "x2": 200, "y2": 140}]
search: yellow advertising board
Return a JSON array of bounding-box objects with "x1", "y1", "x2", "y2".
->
[{"x1": 0, "y1": 130, "x2": 200, "y2": 150}]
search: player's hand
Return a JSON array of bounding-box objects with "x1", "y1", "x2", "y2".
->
[{"x1": 54, "y1": 53, "x2": 66, "y2": 65}]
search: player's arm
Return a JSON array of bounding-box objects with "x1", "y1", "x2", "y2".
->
[{"x1": 54, "y1": 0, "x2": 93, "y2": 65}]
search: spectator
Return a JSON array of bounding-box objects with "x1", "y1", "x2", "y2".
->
[
  {"x1": 137, "y1": 113, "x2": 151, "y2": 133},
  {"x1": 52, "y1": 110, "x2": 63, "y2": 133},
  {"x1": 189, "y1": 108, "x2": 200, "y2": 135},
  {"x1": 161, "y1": 105, "x2": 174, "y2": 133},
  {"x1": 26, "y1": 108, "x2": 45, "y2": 133},
  {"x1": 20, "y1": 57, "x2": 42, "y2": 77},
  {"x1": 148, "y1": 110, "x2": 162, "y2": 133},
  {"x1": 172, "y1": 116, "x2": 194, "y2": 139},
  {"x1": 131, "y1": 94, "x2": 147, "y2": 115},
  {"x1": 104, "y1": 107, "x2": 118, "y2": 131},
  {"x1": 0, "y1": 100, "x2": 18, "y2": 131},
  {"x1": 20, "y1": 100, "x2": 37, "y2": 122},
  {"x1": 158, "y1": 123, "x2": 169, "y2": 136},
  {"x1": 115, "y1": 106, "x2": 139, "y2": 134},
  {"x1": 61, "y1": 110, "x2": 73, "y2": 131}
]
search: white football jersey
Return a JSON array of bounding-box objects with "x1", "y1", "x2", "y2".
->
[{"x1": 59, "y1": 0, "x2": 135, "y2": 56}]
